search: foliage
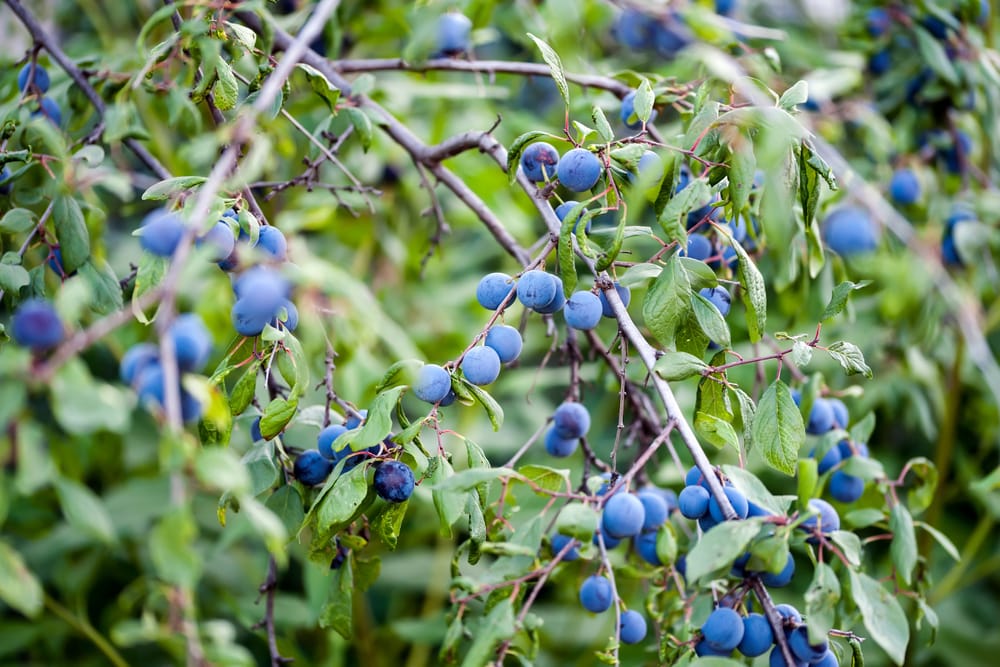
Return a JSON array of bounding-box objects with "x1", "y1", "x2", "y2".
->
[{"x1": 1, "y1": 1, "x2": 999, "y2": 666}]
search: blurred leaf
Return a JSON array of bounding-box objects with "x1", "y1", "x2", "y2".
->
[
  {"x1": 431, "y1": 467, "x2": 514, "y2": 492},
  {"x1": 320, "y1": 558, "x2": 354, "y2": 639},
  {"x1": 141, "y1": 176, "x2": 206, "y2": 201},
  {"x1": 849, "y1": 570, "x2": 909, "y2": 665},
  {"x1": 297, "y1": 63, "x2": 341, "y2": 112},
  {"x1": 779, "y1": 80, "x2": 809, "y2": 110},
  {"x1": 265, "y1": 484, "x2": 305, "y2": 537},
  {"x1": 821, "y1": 281, "x2": 870, "y2": 321},
  {"x1": 0, "y1": 542, "x2": 43, "y2": 618},
  {"x1": 213, "y1": 60, "x2": 239, "y2": 110},
  {"x1": 889, "y1": 503, "x2": 917, "y2": 585},
  {"x1": 461, "y1": 598, "x2": 515, "y2": 667},
  {"x1": 51, "y1": 359, "x2": 133, "y2": 435},
  {"x1": 516, "y1": 465, "x2": 570, "y2": 493},
  {"x1": 149, "y1": 510, "x2": 201, "y2": 589},
  {"x1": 316, "y1": 464, "x2": 370, "y2": 535},
  {"x1": 635, "y1": 78, "x2": 654, "y2": 124},
  {"x1": 53, "y1": 196, "x2": 90, "y2": 273},
  {"x1": 805, "y1": 562, "x2": 840, "y2": 645},
  {"x1": 904, "y1": 457, "x2": 938, "y2": 514},
  {"x1": 0, "y1": 208, "x2": 36, "y2": 233},
  {"x1": 372, "y1": 500, "x2": 408, "y2": 550},
  {"x1": 555, "y1": 503, "x2": 598, "y2": 540},
  {"x1": 260, "y1": 397, "x2": 297, "y2": 440}
]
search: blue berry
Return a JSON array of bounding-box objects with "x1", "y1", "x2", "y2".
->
[
  {"x1": 807, "y1": 398, "x2": 835, "y2": 435},
  {"x1": 437, "y1": 12, "x2": 472, "y2": 55},
  {"x1": 822, "y1": 206, "x2": 878, "y2": 257},
  {"x1": 788, "y1": 626, "x2": 828, "y2": 663},
  {"x1": 17, "y1": 63, "x2": 50, "y2": 92},
  {"x1": 413, "y1": 364, "x2": 451, "y2": 404},
  {"x1": 889, "y1": 168, "x2": 921, "y2": 205},
  {"x1": 564, "y1": 291, "x2": 603, "y2": 330},
  {"x1": 810, "y1": 444, "x2": 842, "y2": 475},
  {"x1": 634, "y1": 530, "x2": 660, "y2": 565},
  {"x1": 602, "y1": 493, "x2": 646, "y2": 539},
  {"x1": 254, "y1": 226, "x2": 287, "y2": 261},
  {"x1": 140, "y1": 209, "x2": 186, "y2": 257},
  {"x1": 552, "y1": 402, "x2": 590, "y2": 438},
  {"x1": 828, "y1": 398, "x2": 849, "y2": 429},
  {"x1": 829, "y1": 470, "x2": 865, "y2": 503},
  {"x1": 11, "y1": 299, "x2": 64, "y2": 351},
  {"x1": 294, "y1": 450, "x2": 334, "y2": 486},
  {"x1": 684, "y1": 234, "x2": 714, "y2": 262},
  {"x1": 516, "y1": 270, "x2": 559, "y2": 310},
  {"x1": 485, "y1": 324, "x2": 523, "y2": 363},
  {"x1": 120, "y1": 343, "x2": 160, "y2": 385},
  {"x1": 167, "y1": 313, "x2": 211, "y2": 373},
  {"x1": 520, "y1": 143, "x2": 560, "y2": 182},
  {"x1": 374, "y1": 460, "x2": 415, "y2": 502},
  {"x1": 557, "y1": 148, "x2": 603, "y2": 192},
  {"x1": 801, "y1": 498, "x2": 840, "y2": 542},
  {"x1": 461, "y1": 346, "x2": 501, "y2": 386},
  {"x1": 702, "y1": 607, "x2": 744, "y2": 652},
  {"x1": 760, "y1": 552, "x2": 796, "y2": 588},
  {"x1": 619, "y1": 609, "x2": 648, "y2": 644},
  {"x1": 700, "y1": 286, "x2": 732, "y2": 317},
  {"x1": 197, "y1": 221, "x2": 236, "y2": 263},
  {"x1": 317, "y1": 424, "x2": 349, "y2": 460},
  {"x1": 250, "y1": 416, "x2": 263, "y2": 442},
  {"x1": 678, "y1": 485, "x2": 710, "y2": 519},
  {"x1": 636, "y1": 489, "x2": 668, "y2": 531},
  {"x1": 476, "y1": 272, "x2": 514, "y2": 310},
  {"x1": 597, "y1": 282, "x2": 631, "y2": 317},
  {"x1": 544, "y1": 428, "x2": 578, "y2": 457},
  {"x1": 551, "y1": 533, "x2": 579, "y2": 561},
  {"x1": 739, "y1": 613, "x2": 774, "y2": 657},
  {"x1": 579, "y1": 575, "x2": 613, "y2": 613},
  {"x1": 709, "y1": 486, "x2": 749, "y2": 522},
  {"x1": 345, "y1": 410, "x2": 367, "y2": 429},
  {"x1": 534, "y1": 277, "x2": 566, "y2": 315}
]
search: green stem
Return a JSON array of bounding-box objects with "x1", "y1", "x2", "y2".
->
[{"x1": 44, "y1": 593, "x2": 131, "y2": 667}]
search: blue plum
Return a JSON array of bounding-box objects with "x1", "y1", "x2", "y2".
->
[
  {"x1": 822, "y1": 206, "x2": 878, "y2": 256},
  {"x1": 550, "y1": 533, "x2": 579, "y2": 561},
  {"x1": 544, "y1": 427, "x2": 578, "y2": 457},
  {"x1": 829, "y1": 470, "x2": 865, "y2": 503},
  {"x1": 461, "y1": 346, "x2": 501, "y2": 385},
  {"x1": 520, "y1": 143, "x2": 560, "y2": 182},
  {"x1": 679, "y1": 485, "x2": 710, "y2": 519},
  {"x1": 598, "y1": 282, "x2": 631, "y2": 317},
  {"x1": 18, "y1": 63, "x2": 50, "y2": 92},
  {"x1": 374, "y1": 460, "x2": 415, "y2": 502},
  {"x1": 788, "y1": 626, "x2": 828, "y2": 663},
  {"x1": 317, "y1": 424, "x2": 349, "y2": 460},
  {"x1": 168, "y1": 313, "x2": 212, "y2": 373},
  {"x1": 516, "y1": 270, "x2": 559, "y2": 310},
  {"x1": 564, "y1": 291, "x2": 603, "y2": 330},
  {"x1": 476, "y1": 272, "x2": 514, "y2": 310},
  {"x1": 579, "y1": 575, "x2": 613, "y2": 613},
  {"x1": 34, "y1": 97, "x2": 62, "y2": 126},
  {"x1": 255, "y1": 226, "x2": 287, "y2": 261},
  {"x1": 702, "y1": 607, "x2": 744, "y2": 652},
  {"x1": 738, "y1": 613, "x2": 774, "y2": 657},
  {"x1": 553, "y1": 401, "x2": 590, "y2": 438},
  {"x1": 889, "y1": 168, "x2": 921, "y2": 205},
  {"x1": 557, "y1": 148, "x2": 602, "y2": 192},
  {"x1": 709, "y1": 486, "x2": 749, "y2": 522},
  {"x1": 807, "y1": 398, "x2": 835, "y2": 435},
  {"x1": 140, "y1": 209, "x2": 186, "y2": 257},
  {"x1": 120, "y1": 343, "x2": 160, "y2": 385},
  {"x1": 619, "y1": 609, "x2": 648, "y2": 644},
  {"x1": 760, "y1": 552, "x2": 796, "y2": 588},
  {"x1": 636, "y1": 489, "x2": 668, "y2": 531},
  {"x1": 11, "y1": 299, "x2": 64, "y2": 351},
  {"x1": 700, "y1": 286, "x2": 732, "y2": 317},
  {"x1": 485, "y1": 324, "x2": 522, "y2": 363},
  {"x1": 620, "y1": 89, "x2": 657, "y2": 129},
  {"x1": 197, "y1": 221, "x2": 236, "y2": 262},
  {"x1": 437, "y1": 12, "x2": 472, "y2": 55},
  {"x1": 602, "y1": 493, "x2": 646, "y2": 539},
  {"x1": 413, "y1": 364, "x2": 451, "y2": 404},
  {"x1": 294, "y1": 450, "x2": 334, "y2": 486}
]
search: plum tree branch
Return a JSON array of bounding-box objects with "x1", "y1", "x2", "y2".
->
[{"x1": 4, "y1": 0, "x2": 171, "y2": 180}]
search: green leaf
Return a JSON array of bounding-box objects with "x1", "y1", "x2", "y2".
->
[
  {"x1": 805, "y1": 562, "x2": 840, "y2": 645},
  {"x1": 320, "y1": 558, "x2": 354, "y2": 639},
  {"x1": 431, "y1": 467, "x2": 515, "y2": 492},
  {"x1": 316, "y1": 464, "x2": 370, "y2": 535},
  {"x1": 343, "y1": 107, "x2": 373, "y2": 151},
  {"x1": 228, "y1": 361, "x2": 260, "y2": 416},
  {"x1": 335, "y1": 385, "x2": 404, "y2": 451},
  {"x1": 594, "y1": 211, "x2": 626, "y2": 272},
  {"x1": 914, "y1": 27, "x2": 959, "y2": 84},
  {"x1": 752, "y1": 380, "x2": 804, "y2": 475},
  {"x1": 141, "y1": 176, "x2": 207, "y2": 201},
  {"x1": 0, "y1": 541, "x2": 43, "y2": 618},
  {"x1": 685, "y1": 518, "x2": 762, "y2": 583},
  {"x1": 0, "y1": 208, "x2": 36, "y2": 233},
  {"x1": 460, "y1": 597, "x2": 515, "y2": 667},
  {"x1": 689, "y1": 657, "x2": 747, "y2": 667},
  {"x1": 51, "y1": 359, "x2": 133, "y2": 435},
  {"x1": 242, "y1": 441, "x2": 280, "y2": 496},
  {"x1": 194, "y1": 447, "x2": 250, "y2": 494},
  {"x1": 731, "y1": 387, "x2": 756, "y2": 452},
  {"x1": 213, "y1": 59, "x2": 239, "y2": 110},
  {"x1": 265, "y1": 484, "x2": 305, "y2": 537},
  {"x1": 372, "y1": 499, "x2": 409, "y2": 550},
  {"x1": 914, "y1": 521, "x2": 960, "y2": 561},
  {"x1": 826, "y1": 341, "x2": 873, "y2": 378},
  {"x1": 635, "y1": 78, "x2": 655, "y2": 124},
  {"x1": 849, "y1": 570, "x2": 910, "y2": 665},
  {"x1": 654, "y1": 350, "x2": 709, "y2": 381},
  {"x1": 592, "y1": 106, "x2": 613, "y2": 142},
  {"x1": 460, "y1": 380, "x2": 504, "y2": 431},
  {"x1": 643, "y1": 255, "x2": 692, "y2": 349},
  {"x1": 656, "y1": 524, "x2": 679, "y2": 565},
  {"x1": 727, "y1": 136, "x2": 755, "y2": 216},
  {"x1": 259, "y1": 397, "x2": 297, "y2": 440},
  {"x1": 149, "y1": 509, "x2": 201, "y2": 588},
  {"x1": 830, "y1": 530, "x2": 862, "y2": 567},
  {"x1": 429, "y1": 457, "x2": 464, "y2": 537},
  {"x1": 297, "y1": 63, "x2": 341, "y2": 112},
  {"x1": 778, "y1": 80, "x2": 809, "y2": 110},
  {"x1": 691, "y1": 292, "x2": 732, "y2": 349},
  {"x1": 889, "y1": 503, "x2": 917, "y2": 585},
  {"x1": 821, "y1": 281, "x2": 870, "y2": 321},
  {"x1": 904, "y1": 457, "x2": 938, "y2": 514},
  {"x1": 78, "y1": 260, "x2": 123, "y2": 314},
  {"x1": 132, "y1": 253, "x2": 167, "y2": 324},
  {"x1": 721, "y1": 228, "x2": 766, "y2": 342},
  {"x1": 797, "y1": 458, "x2": 818, "y2": 506},
  {"x1": 555, "y1": 503, "x2": 598, "y2": 540},
  {"x1": 658, "y1": 178, "x2": 710, "y2": 240},
  {"x1": 721, "y1": 465, "x2": 791, "y2": 516},
  {"x1": 695, "y1": 411, "x2": 740, "y2": 450},
  {"x1": 526, "y1": 34, "x2": 569, "y2": 108},
  {"x1": 0, "y1": 260, "x2": 30, "y2": 294},
  {"x1": 53, "y1": 195, "x2": 90, "y2": 273},
  {"x1": 516, "y1": 464, "x2": 570, "y2": 493}
]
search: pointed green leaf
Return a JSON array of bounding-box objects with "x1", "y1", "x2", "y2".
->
[
  {"x1": 751, "y1": 380, "x2": 804, "y2": 475},
  {"x1": 526, "y1": 34, "x2": 569, "y2": 108}
]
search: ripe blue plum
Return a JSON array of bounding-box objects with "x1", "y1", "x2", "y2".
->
[
  {"x1": 769, "y1": 646, "x2": 807, "y2": 667},
  {"x1": 652, "y1": 19, "x2": 691, "y2": 58},
  {"x1": 554, "y1": 201, "x2": 592, "y2": 233},
  {"x1": 869, "y1": 49, "x2": 892, "y2": 75},
  {"x1": 602, "y1": 493, "x2": 646, "y2": 539},
  {"x1": 197, "y1": 221, "x2": 236, "y2": 262},
  {"x1": 683, "y1": 234, "x2": 713, "y2": 262},
  {"x1": 233, "y1": 267, "x2": 290, "y2": 320},
  {"x1": 564, "y1": 291, "x2": 603, "y2": 330},
  {"x1": 810, "y1": 444, "x2": 842, "y2": 475},
  {"x1": 889, "y1": 168, "x2": 921, "y2": 205},
  {"x1": 634, "y1": 530, "x2": 660, "y2": 565},
  {"x1": 11, "y1": 299, "x2": 64, "y2": 350},
  {"x1": 550, "y1": 533, "x2": 579, "y2": 561},
  {"x1": 520, "y1": 142, "x2": 560, "y2": 182},
  {"x1": 254, "y1": 226, "x2": 287, "y2": 261},
  {"x1": 317, "y1": 424, "x2": 349, "y2": 460},
  {"x1": 579, "y1": 575, "x2": 613, "y2": 613},
  {"x1": 829, "y1": 470, "x2": 865, "y2": 503},
  {"x1": 140, "y1": 209, "x2": 186, "y2": 257},
  {"x1": 461, "y1": 346, "x2": 501, "y2": 385},
  {"x1": 0, "y1": 166, "x2": 11, "y2": 195},
  {"x1": 702, "y1": 607, "x2": 744, "y2": 652},
  {"x1": 613, "y1": 9, "x2": 656, "y2": 50},
  {"x1": 552, "y1": 401, "x2": 590, "y2": 438},
  {"x1": 557, "y1": 148, "x2": 603, "y2": 192},
  {"x1": 544, "y1": 428, "x2": 578, "y2": 457},
  {"x1": 413, "y1": 364, "x2": 452, "y2": 403},
  {"x1": 485, "y1": 324, "x2": 522, "y2": 363},
  {"x1": 801, "y1": 498, "x2": 840, "y2": 541},
  {"x1": 775, "y1": 604, "x2": 802, "y2": 625},
  {"x1": 739, "y1": 613, "x2": 774, "y2": 657},
  {"x1": 598, "y1": 282, "x2": 631, "y2": 317},
  {"x1": 168, "y1": 313, "x2": 212, "y2": 373},
  {"x1": 134, "y1": 364, "x2": 202, "y2": 423},
  {"x1": 636, "y1": 489, "x2": 668, "y2": 531},
  {"x1": 679, "y1": 485, "x2": 710, "y2": 519},
  {"x1": 294, "y1": 450, "x2": 334, "y2": 486},
  {"x1": 18, "y1": 63, "x2": 51, "y2": 92},
  {"x1": 232, "y1": 299, "x2": 273, "y2": 337},
  {"x1": 709, "y1": 486, "x2": 749, "y2": 522},
  {"x1": 534, "y1": 277, "x2": 566, "y2": 314},
  {"x1": 812, "y1": 649, "x2": 839, "y2": 667},
  {"x1": 516, "y1": 270, "x2": 559, "y2": 310},
  {"x1": 374, "y1": 460, "x2": 415, "y2": 502},
  {"x1": 788, "y1": 626, "x2": 828, "y2": 663},
  {"x1": 822, "y1": 206, "x2": 878, "y2": 256},
  {"x1": 828, "y1": 398, "x2": 849, "y2": 428},
  {"x1": 685, "y1": 465, "x2": 712, "y2": 489},
  {"x1": 700, "y1": 286, "x2": 732, "y2": 317},
  {"x1": 270, "y1": 299, "x2": 298, "y2": 331},
  {"x1": 476, "y1": 272, "x2": 514, "y2": 310},
  {"x1": 619, "y1": 609, "x2": 648, "y2": 644},
  {"x1": 250, "y1": 416, "x2": 262, "y2": 442},
  {"x1": 807, "y1": 398, "x2": 835, "y2": 434},
  {"x1": 866, "y1": 8, "x2": 890, "y2": 36},
  {"x1": 345, "y1": 410, "x2": 367, "y2": 429},
  {"x1": 437, "y1": 12, "x2": 472, "y2": 55},
  {"x1": 120, "y1": 343, "x2": 160, "y2": 385}
]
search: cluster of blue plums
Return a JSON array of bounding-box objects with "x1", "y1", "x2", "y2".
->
[
  {"x1": 17, "y1": 63, "x2": 61, "y2": 126},
  {"x1": 10, "y1": 299, "x2": 64, "y2": 352},
  {"x1": 798, "y1": 393, "x2": 869, "y2": 504},
  {"x1": 119, "y1": 313, "x2": 213, "y2": 423},
  {"x1": 698, "y1": 602, "x2": 839, "y2": 666},
  {"x1": 291, "y1": 410, "x2": 415, "y2": 503},
  {"x1": 520, "y1": 142, "x2": 604, "y2": 192},
  {"x1": 611, "y1": 1, "x2": 736, "y2": 61}
]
